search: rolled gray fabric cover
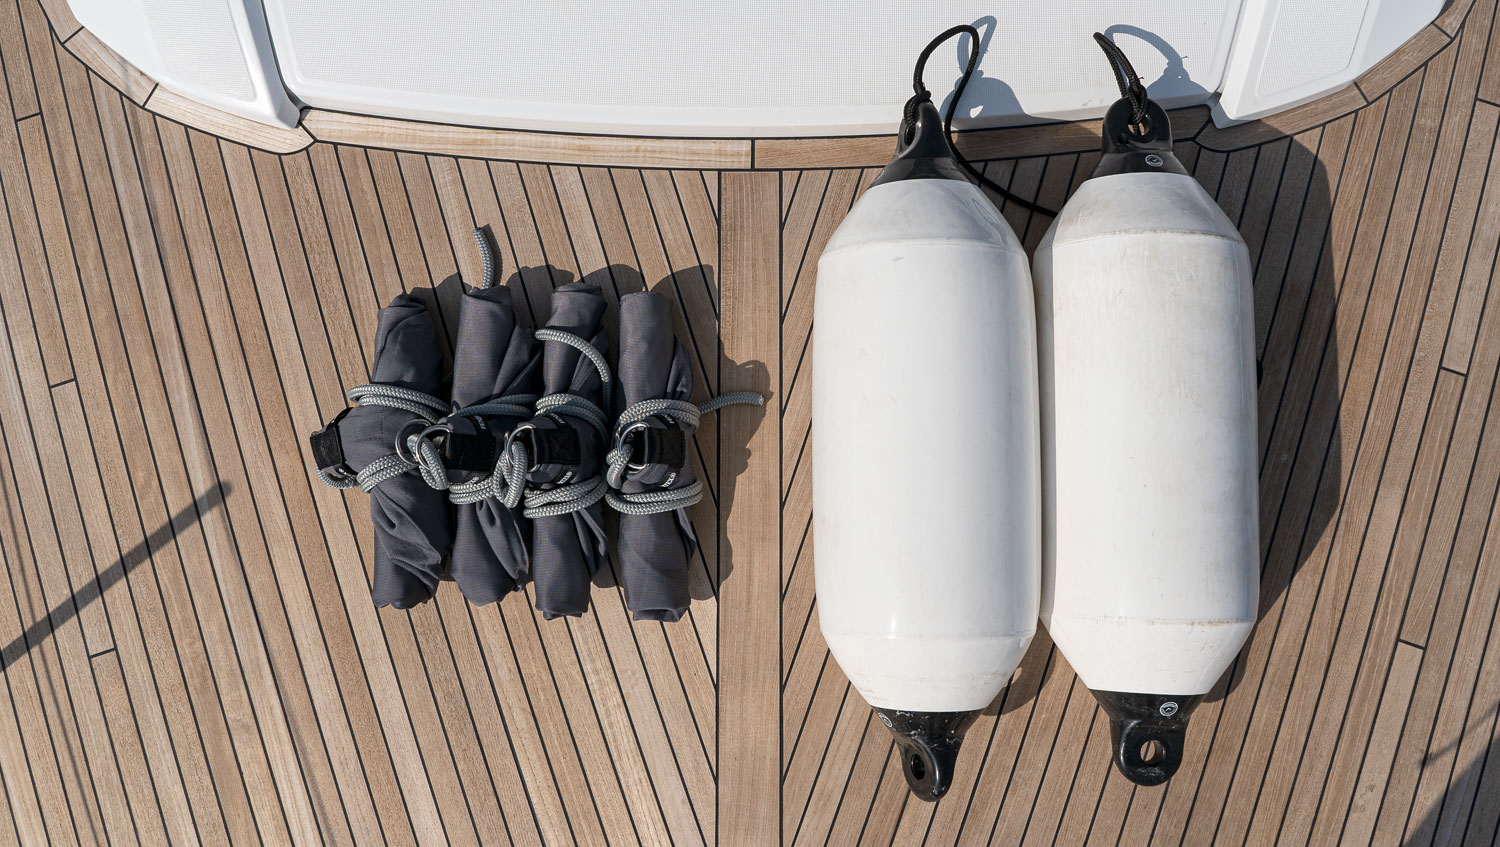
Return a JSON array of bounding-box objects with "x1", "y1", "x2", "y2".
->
[
  {"x1": 446, "y1": 283, "x2": 541, "y2": 605},
  {"x1": 614, "y1": 291, "x2": 699, "y2": 622},
  {"x1": 528, "y1": 283, "x2": 610, "y2": 618},
  {"x1": 340, "y1": 294, "x2": 450, "y2": 609}
]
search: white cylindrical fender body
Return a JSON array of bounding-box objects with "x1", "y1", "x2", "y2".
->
[
  {"x1": 1033, "y1": 168, "x2": 1258, "y2": 782},
  {"x1": 813, "y1": 177, "x2": 1041, "y2": 715}
]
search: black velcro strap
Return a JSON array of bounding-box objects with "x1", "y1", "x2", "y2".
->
[
  {"x1": 626, "y1": 425, "x2": 687, "y2": 470},
  {"x1": 442, "y1": 432, "x2": 498, "y2": 473},
  {"x1": 520, "y1": 426, "x2": 582, "y2": 470},
  {"x1": 309, "y1": 408, "x2": 353, "y2": 477}
]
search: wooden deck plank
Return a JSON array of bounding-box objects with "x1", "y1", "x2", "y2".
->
[
  {"x1": 1246, "y1": 57, "x2": 1448, "y2": 846},
  {"x1": 13, "y1": 114, "x2": 111, "y2": 653},
  {"x1": 0, "y1": 308, "x2": 102, "y2": 847},
  {"x1": 128, "y1": 106, "x2": 307, "y2": 847},
  {"x1": 1398, "y1": 280, "x2": 1500, "y2": 847},
  {"x1": 520, "y1": 614, "x2": 641, "y2": 847},
  {"x1": 146, "y1": 87, "x2": 309, "y2": 154},
  {"x1": 1357, "y1": 24, "x2": 1452, "y2": 100},
  {"x1": 87, "y1": 649, "x2": 162, "y2": 847},
  {"x1": 717, "y1": 171, "x2": 780, "y2": 847},
  {"x1": 169, "y1": 132, "x2": 377, "y2": 847},
  {"x1": 46, "y1": 45, "x2": 211, "y2": 846},
  {"x1": 301, "y1": 110, "x2": 750, "y2": 170},
  {"x1": 1303, "y1": 38, "x2": 1486, "y2": 839},
  {"x1": 218, "y1": 139, "x2": 453, "y2": 847},
  {"x1": 1437, "y1": 0, "x2": 1478, "y2": 34},
  {"x1": 1478, "y1": 0, "x2": 1500, "y2": 103},
  {"x1": 1250, "y1": 128, "x2": 1323, "y2": 358},
  {"x1": 0, "y1": 0, "x2": 38, "y2": 120},
  {"x1": 1407, "y1": 497, "x2": 1500, "y2": 847},
  {"x1": 143, "y1": 118, "x2": 331, "y2": 847},
  {"x1": 0, "y1": 71, "x2": 69, "y2": 387},
  {"x1": 0, "y1": 553, "x2": 68, "y2": 846},
  {"x1": 60, "y1": 29, "x2": 151, "y2": 107},
  {"x1": 1337, "y1": 639, "x2": 1423, "y2": 845},
  {"x1": 1446, "y1": 538, "x2": 1500, "y2": 847},
  {"x1": 94, "y1": 78, "x2": 272, "y2": 847},
  {"x1": 1373, "y1": 286, "x2": 1500, "y2": 845},
  {"x1": 194, "y1": 131, "x2": 424, "y2": 847}
]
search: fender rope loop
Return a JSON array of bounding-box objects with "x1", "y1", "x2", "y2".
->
[
  {"x1": 901, "y1": 24, "x2": 1058, "y2": 218},
  {"x1": 1092, "y1": 32, "x2": 1150, "y2": 132}
]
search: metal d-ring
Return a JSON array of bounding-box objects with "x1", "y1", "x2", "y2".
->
[
  {"x1": 502, "y1": 421, "x2": 540, "y2": 473},
  {"x1": 394, "y1": 420, "x2": 450, "y2": 464},
  {"x1": 612, "y1": 419, "x2": 654, "y2": 473}
]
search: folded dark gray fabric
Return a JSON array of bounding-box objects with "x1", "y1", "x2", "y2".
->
[
  {"x1": 527, "y1": 283, "x2": 610, "y2": 619},
  {"x1": 446, "y1": 283, "x2": 542, "y2": 605},
  {"x1": 338, "y1": 294, "x2": 451, "y2": 609},
  {"x1": 612, "y1": 291, "x2": 699, "y2": 622}
]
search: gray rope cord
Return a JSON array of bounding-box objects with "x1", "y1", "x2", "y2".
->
[
  {"x1": 451, "y1": 396, "x2": 538, "y2": 422},
  {"x1": 535, "y1": 328, "x2": 613, "y2": 409},
  {"x1": 356, "y1": 452, "x2": 421, "y2": 492},
  {"x1": 535, "y1": 391, "x2": 611, "y2": 435},
  {"x1": 315, "y1": 383, "x2": 449, "y2": 492},
  {"x1": 440, "y1": 229, "x2": 529, "y2": 502},
  {"x1": 514, "y1": 328, "x2": 614, "y2": 519},
  {"x1": 406, "y1": 431, "x2": 450, "y2": 491},
  {"x1": 472, "y1": 228, "x2": 495, "y2": 289},
  {"x1": 316, "y1": 466, "x2": 362, "y2": 490},
  {"x1": 443, "y1": 393, "x2": 540, "y2": 507},
  {"x1": 448, "y1": 439, "x2": 530, "y2": 507},
  {"x1": 603, "y1": 391, "x2": 765, "y2": 515},
  {"x1": 345, "y1": 383, "x2": 448, "y2": 420},
  {"x1": 522, "y1": 472, "x2": 609, "y2": 519}
]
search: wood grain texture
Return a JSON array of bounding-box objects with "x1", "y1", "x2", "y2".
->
[
  {"x1": 2, "y1": 0, "x2": 1498, "y2": 844},
  {"x1": 717, "y1": 172, "x2": 782, "y2": 847},
  {"x1": 302, "y1": 110, "x2": 752, "y2": 170},
  {"x1": 59, "y1": 27, "x2": 152, "y2": 105},
  {"x1": 144, "y1": 86, "x2": 311, "y2": 154}
]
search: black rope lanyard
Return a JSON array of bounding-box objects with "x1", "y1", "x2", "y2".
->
[
  {"x1": 900, "y1": 25, "x2": 1057, "y2": 218},
  {"x1": 1092, "y1": 32, "x2": 1150, "y2": 131}
]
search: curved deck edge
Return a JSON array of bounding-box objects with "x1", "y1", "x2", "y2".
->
[{"x1": 43, "y1": 1, "x2": 1470, "y2": 167}]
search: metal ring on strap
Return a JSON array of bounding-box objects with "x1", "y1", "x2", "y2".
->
[{"x1": 603, "y1": 391, "x2": 765, "y2": 515}]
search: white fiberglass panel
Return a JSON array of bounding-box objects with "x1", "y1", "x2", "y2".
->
[
  {"x1": 66, "y1": 0, "x2": 300, "y2": 127},
  {"x1": 262, "y1": 0, "x2": 1241, "y2": 136},
  {"x1": 1215, "y1": 0, "x2": 1443, "y2": 124}
]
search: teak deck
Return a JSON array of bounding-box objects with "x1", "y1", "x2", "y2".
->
[{"x1": 0, "y1": 0, "x2": 1497, "y2": 843}]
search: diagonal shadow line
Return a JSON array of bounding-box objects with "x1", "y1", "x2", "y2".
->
[{"x1": 0, "y1": 485, "x2": 230, "y2": 671}]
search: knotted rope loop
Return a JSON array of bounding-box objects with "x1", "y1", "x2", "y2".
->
[
  {"x1": 314, "y1": 383, "x2": 449, "y2": 492},
  {"x1": 395, "y1": 421, "x2": 453, "y2": 491},
  {"x1": 440, "y1": 392, "x2": 539, "y2": 507},
  {"x1": 604, "y1": 392, "x2": 765, "y2": 515},
  {"x1": 503, "y1": 328, "x2": 614, "y2": 519}
]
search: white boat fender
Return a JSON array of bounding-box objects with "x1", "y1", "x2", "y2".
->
[
  {"x1": 813, "y1": 25, "x2": 1043, "y2": 801},
  {"x1": 1032, "y1": 35, "x2": 1260, "y2": 787}
]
